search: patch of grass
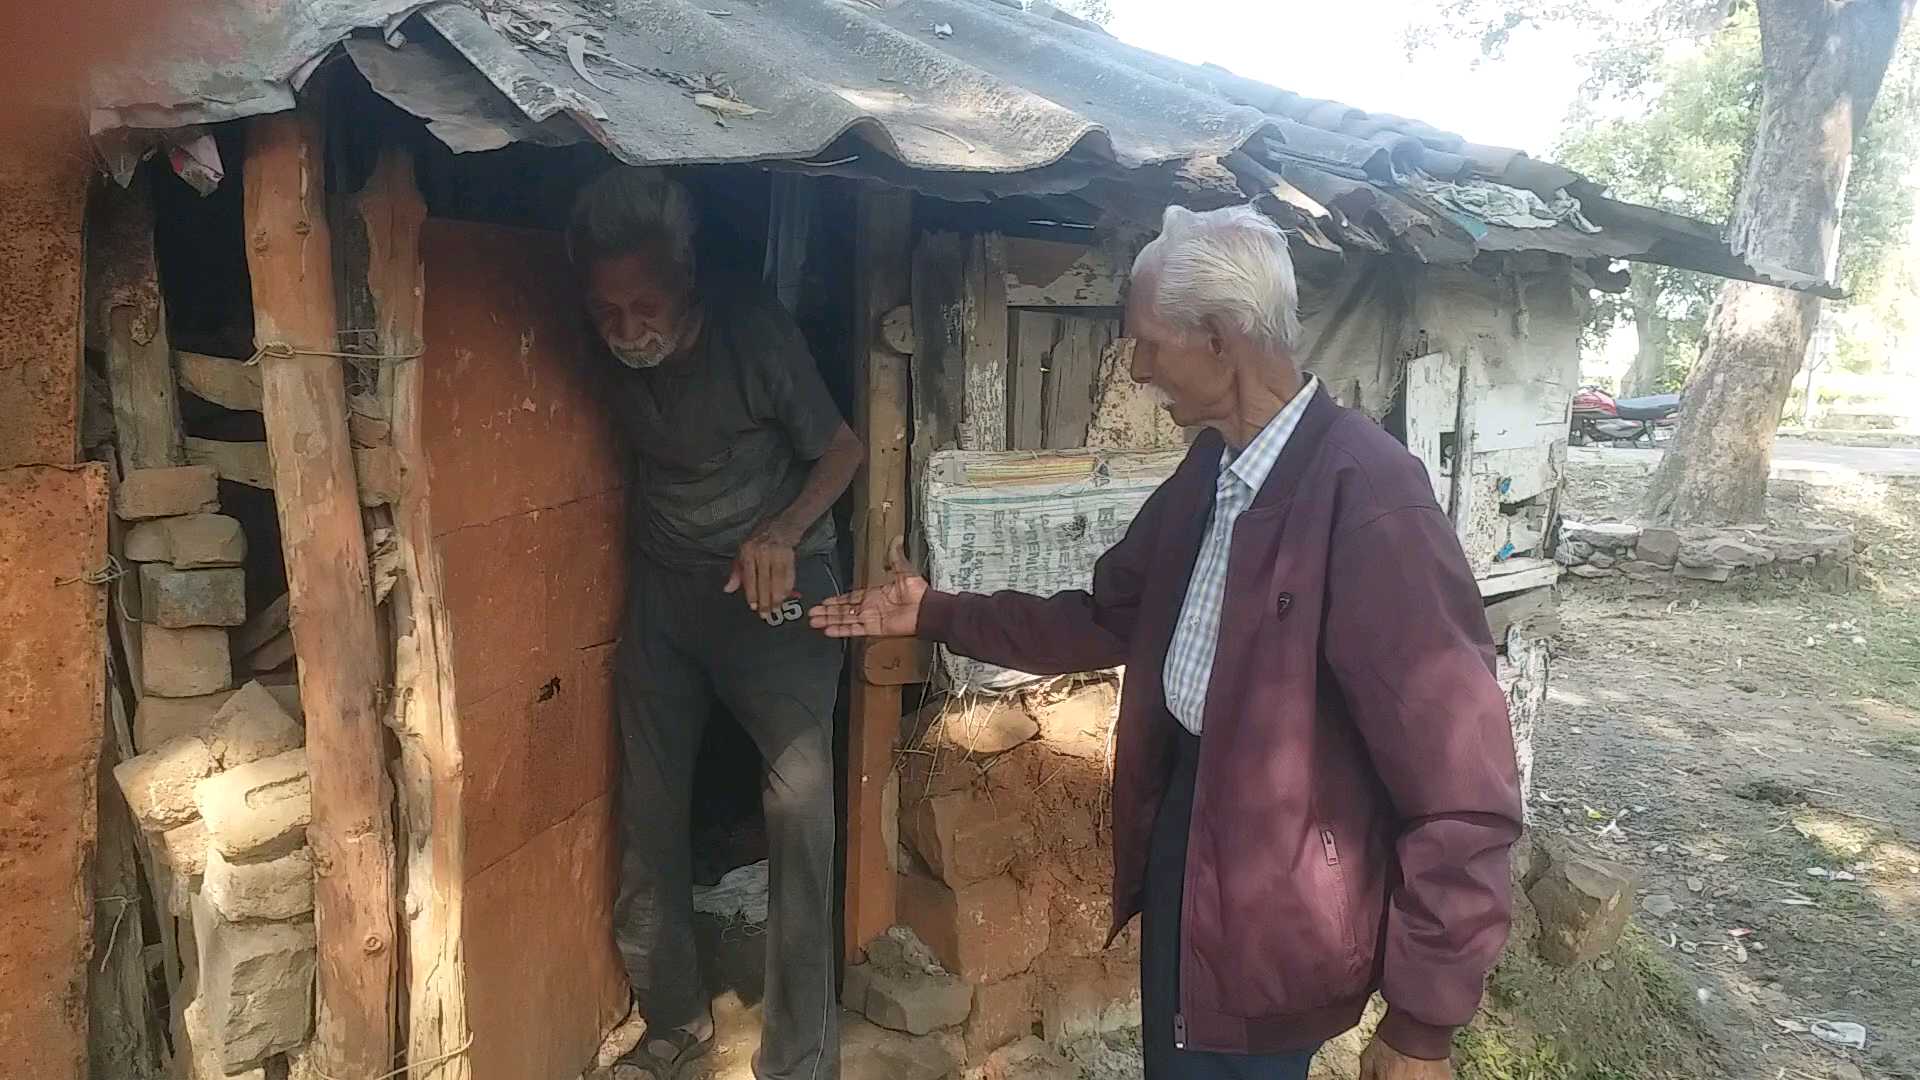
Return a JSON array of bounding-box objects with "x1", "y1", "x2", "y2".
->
[
  {"x1": 1454, "y1": 1025, "x2": 1575, "y2": 1080},
  {"x1": 1469, "y1": 924, "x2": 1722, "y2": 1080}
]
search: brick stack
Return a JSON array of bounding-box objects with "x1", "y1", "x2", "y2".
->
[
  {"x1": 109, "y1": 465, "x2": 317, "y2": 1078},
  {"x1": 847, "y1": 679, "x2": 1140, "y2": 1077}
]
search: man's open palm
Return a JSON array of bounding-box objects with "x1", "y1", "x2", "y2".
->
[{"x1": 809, "y1": 537, "x2": 926, "y2": 638}]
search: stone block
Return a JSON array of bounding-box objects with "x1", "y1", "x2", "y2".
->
[
  {"x1": 1039, "y1": 958, "x2": 1140, "y2": 1043},
  {"x1": 982, "y1": 1036, "x2": 1078, "y2": 1080},
  {"x1": 1679, "y1": 535, "x2": 1774, "y2": 569},
  {"x1": 898, "y1": 871, "x2": 1049, "y2": 984},
  {"x1": 140, "y1": 563, "x2": 246, "y2": 628},
  {"x1": 1561, "y1": 520, "x2": 1640, "y2": 550},
  {"x1": 841, "y1": 1013, "x2": 960, "y2": 1080},
  {"x1": 1028, "y1": 682, "x2": 1117, "y2": 761},
  {"x1": 1634, "y1": 527, "x2": 1681, "y2": 568},
  {"x1": 134, "y1": 691, "x2": 231, "y2": 750},
  {"x1": 1586, "y1": 551, "x2": 1617, "y2": 570},
  {"x1": 112, "y1": 733, "x2": 215, "y2": 830},
  {"x1": 1526, "y1": 849, "x2": 1637, "y2": 966},
  {"x1": 963, "y1": 975, "x2": 1035, "y2": 1062},
  {"x1": 1567, "y1": 564, "x2": 1615, "y2": 579},
  {"x1": 116, "y1": 465, "x2": 219, "y2": 520},
  {"x1": 203, "y1": 846, "x2": 314, "y2": 921},
  {"x1": 180, "y1": 996, "x2": 267, "y2": 1080},
  {"x1": 1673, "y1": 562, "x2": 1733, "y2": 583},
  {"x1": 844, "y1": 930, "x2": 973, "y2": 1035},
  {"x1": 164, "y1": 513, "x2": 248, "y2": 568},
  {"x1": 1618, "y1": 560, "x2": 1670, "y2": 579},
  {"x1": 125, "y1": 519, "x2": 172, "y2": 562},
  {"x1": 192, "y1": 894, "x2": 316, "y2": 1070},
  {"x1": 159, "y1": 819, "x2": 210, "y2": 878},
  {"x1": 911, "y1": 789, "x2": 1025, "y2": 888},
  {"x1": 206, "y1": 680, "x2": 303, "y2": 769},
  {"x1": 197, "y1": 749, "x2": 311, "y2": 860},
  {"x1": 141, "y1": 624, "x2": 233, "y2": 698}
]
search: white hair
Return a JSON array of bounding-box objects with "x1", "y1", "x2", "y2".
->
[
  {"x1": 567, "y1": 167, "x2": 697, "y2": 272},
  {"x1": 1132, "y1": 204, "x2": 1301, "y2": 353}
]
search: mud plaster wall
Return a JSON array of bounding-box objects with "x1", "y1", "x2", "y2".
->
[
  {"x1": 0, "y1": 464, "x2": 109, "y2": 1080},
  {"x1": 418, "y1": 220, "x2": 629, "y2": 1079},
  {"x1": 0, "y1": 117, "x2": 88, "y2": 469}
]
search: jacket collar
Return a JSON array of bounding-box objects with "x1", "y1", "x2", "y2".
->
[{"x1": 1248, "y1": 382, "x2": 1340, "y2": 512}]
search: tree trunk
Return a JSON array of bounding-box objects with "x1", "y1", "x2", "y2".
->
[
  {"x1": 1621, "y1": 275, "x2": 1667, "y2": 397},
  {"x1": 1644, "y1": 0, "x2": 1913, "y2": 524}
]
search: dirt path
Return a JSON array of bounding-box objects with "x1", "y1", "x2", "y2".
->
[{"x1": 1539, "y1": 461, "x2": 1920, "y2": 1080}]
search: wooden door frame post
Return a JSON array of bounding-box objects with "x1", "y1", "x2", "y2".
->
[
  {"x1": 242, "y1": 111, "x2": 398, "y2": 1078},
  {"x1": 845, "y1": 185, "x2": 913, "y2": 963}
]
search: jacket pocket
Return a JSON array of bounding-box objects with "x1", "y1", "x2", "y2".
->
[{"x1": 1319, "y1": 826, "x2": 1364, "y2": 979}]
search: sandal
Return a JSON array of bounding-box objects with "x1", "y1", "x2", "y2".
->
[{"x1": 616, "y1": 1024, "x2": 714, "y2": 1080}]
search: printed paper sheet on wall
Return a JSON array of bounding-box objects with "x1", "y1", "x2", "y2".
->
[{"x1": 921, "y1": 449, "x2": 1182, "y2": 692}]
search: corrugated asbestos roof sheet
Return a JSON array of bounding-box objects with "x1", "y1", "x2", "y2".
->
[{"x1": 86, "y1": 0, "x2": 1835, "y2": 293}]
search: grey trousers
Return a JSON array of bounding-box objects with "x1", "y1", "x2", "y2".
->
[{"x1": 614, "y1": 555, "x2": 844, "y2": 1080}]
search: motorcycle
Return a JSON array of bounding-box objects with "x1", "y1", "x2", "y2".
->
[{"x1": 1570, "y1": 385, "x2": 1680, "y2": 447}]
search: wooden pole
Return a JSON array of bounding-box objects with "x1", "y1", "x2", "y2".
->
[
  {"x1": 353, "y1": 146, "x2": 475, "y2": 1079},
  {"x1": 845, "y1": 186, "x2": 913, "y2": 962},
  {"x1": 242, "y1": 111, "x2": 397, "y2": 1079},
  {"x1": 89, "y1": 172, "x2": 185, "y2": 473}
]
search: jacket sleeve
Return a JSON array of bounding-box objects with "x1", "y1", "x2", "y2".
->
[
  {"x1": 915, "y1": 481, "x2": 1164, "y2": 675},
  {"x1": 1322, "y1": 505, "x2": 1524, "y2": 1061}
]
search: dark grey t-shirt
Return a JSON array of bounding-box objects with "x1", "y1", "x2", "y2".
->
[{"x1": 609, "y1": 290, "x2": 843, "y2": 570}]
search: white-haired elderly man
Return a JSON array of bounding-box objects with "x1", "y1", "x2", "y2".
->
[
  {"x1": 570, "y1": 168, "x2": 863, "y2": 1080},
  {"x1": 813, "y1": 205, "x2": 1523, "y2": 1080}
]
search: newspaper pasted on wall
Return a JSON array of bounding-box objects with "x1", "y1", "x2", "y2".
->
[{"x1": 921, "y1": 449, "x2": 1183, "y2": 693}]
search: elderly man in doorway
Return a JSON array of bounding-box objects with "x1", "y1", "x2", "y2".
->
[
  {"x1": 812, "y1": 205, "x2": 1523, "y2": 1080},
  {"x1": 571, "y1": 168, "x2": 862, "y2": 1080}
]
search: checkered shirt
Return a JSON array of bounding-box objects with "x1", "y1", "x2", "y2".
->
[{"x1": 1162, "y1": 378, "x2": 1320, "y2": 733}]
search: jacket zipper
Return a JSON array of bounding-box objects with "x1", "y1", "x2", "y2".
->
[
  {"x1": 1322, "y1": 828, "x2": 1340, "y2": 865},
  {"x1": 1173, "y1": 1012, "x2": 1187, "y2": 1049}
]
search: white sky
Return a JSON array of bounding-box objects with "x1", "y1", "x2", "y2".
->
[{"x1": 1106, "y1": 0, "x2": 1592, "y2": 156}]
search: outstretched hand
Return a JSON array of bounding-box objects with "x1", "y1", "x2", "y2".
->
[{"x1": 808, "y1": 537, "x2": 927, "y2": 638}]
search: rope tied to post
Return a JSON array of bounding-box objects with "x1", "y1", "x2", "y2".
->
[
  {"x1": 246, "y1": 337, "x2": 425, "y2": 369},
  {"x1": 55, "y1": 554, "x2": 142, "y2": 623}
]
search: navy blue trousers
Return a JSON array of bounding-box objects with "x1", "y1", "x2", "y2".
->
[{"x1": 1140, "y1": 725, "x2": 1319, "y2": 1080}]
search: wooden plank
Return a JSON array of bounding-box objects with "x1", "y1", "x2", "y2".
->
[
  {"x1": 176, "y1": 350, "x2": 263, "y2": 411},
  {"x1": 1403, "y1": 351, "x2": 1456, "y2": 504},
  {"x1": 184, "y1": 436, "x2": 272, "y2": 488},
  {"x1": 959, "y1": 233, "x2": 1009, "y2": 451},
  {"x1": 909, "y1": 231, "x2": 966, "y2": 494},
  {"x1": 234, "y1": 592, "x2": 291, "y2": 658},
  {"x1": 1477, "y1": 560, "x2": 1560, "y2": 598},
  {"x1": 1042, "y1": 316, "x2": 1110, "y2": 450},
  {"x1": 1484, "y1": 587, "x2": 1557, "y2": 648},
  {"x1": 242, "y1": 110, "x2": 397, "y2": 1080},
  {"x1": 847, "y1": 186, "x2": 913, "y2": 962},
  {"x1": 90, "y1": 173, "x2": 185, "y2": 473},
  {"x1": 183, "y1": 436, "x2": 404, "y2": 506},
  {"x1": 1002, "y1": 236, "x2": 1123, "y2": 307},
  {"x1": 1007, "y1": 311, "x2": 1057, "y2": 451},
  {"x1": 355, "y1": 147, "x2": 474, "y2": 1080}
]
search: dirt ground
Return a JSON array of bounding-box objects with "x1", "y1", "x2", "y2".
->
[{"x1": 1518, "y1": 455, "x2": 1920, "y2": 1080}]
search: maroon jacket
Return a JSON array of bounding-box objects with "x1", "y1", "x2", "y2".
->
[{"x1": 917, "y1": 390, "x2": 1522, "y2": 1060}]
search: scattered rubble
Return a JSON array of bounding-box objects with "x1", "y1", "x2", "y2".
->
[
  {"x1": 844, "y1": 928, "x2": 974, "y2": 1035},
  {"x1": 1556, "y1": 519, "x2": 1855, "y2": 588}
]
